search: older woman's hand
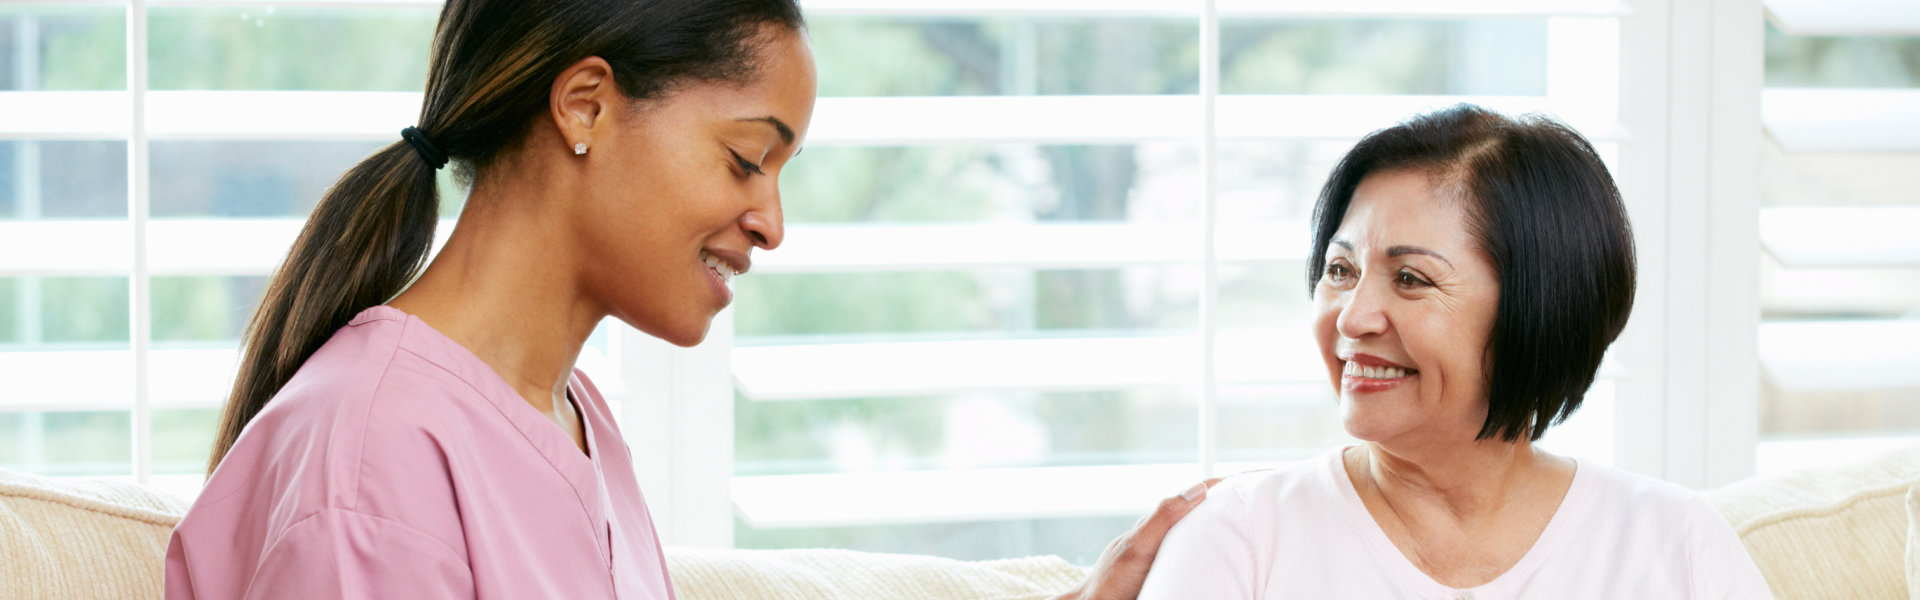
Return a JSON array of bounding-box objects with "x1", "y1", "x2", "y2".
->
[{"x1": 1049, "y1": 479, "x2": 1220, "y2": 600}]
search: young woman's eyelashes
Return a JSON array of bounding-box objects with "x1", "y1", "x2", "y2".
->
[{"x1": 729, "y1": 150, "x2": 765, "y2": 177}]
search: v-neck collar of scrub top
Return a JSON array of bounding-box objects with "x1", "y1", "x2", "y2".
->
[{"x1": 356, "y1": 305, "x2": 615, "y2": 566}]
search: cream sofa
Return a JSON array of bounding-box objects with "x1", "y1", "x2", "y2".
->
[{"x1": 4, "y1": 446, "x2": 1917, "y2": 600}]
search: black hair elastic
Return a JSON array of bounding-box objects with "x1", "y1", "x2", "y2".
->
[{"x1": 400, "y1": 126, "x2": 449, "y2": 170}]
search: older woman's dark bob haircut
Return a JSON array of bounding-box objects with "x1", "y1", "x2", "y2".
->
[{"x1": 1307, "y1": 104, "x2": 1636, "y2": 443}]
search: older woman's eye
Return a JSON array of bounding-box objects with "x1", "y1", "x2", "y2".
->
[
  {"x1": 1326, "y1": 263, "x2": 1354, "y2": 282},
  {"x1": 1395, "y1": 270, "x2": 1431, "y2": 288}
]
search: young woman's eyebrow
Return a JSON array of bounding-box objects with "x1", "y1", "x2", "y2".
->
[{"x1": 736, "y1": 116, "x2": 794, "y2": 145}]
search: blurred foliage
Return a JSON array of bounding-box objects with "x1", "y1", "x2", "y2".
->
[
  {"x1": 148, "y1": 7, "x2": 434, "y2": 91},
  {"x1": 735, "y1": 268, "x2": 1198, "y2": 339},
  {"x1": 1765, "y1": 24, "x2": 1920, "y2": 88},
  {"x1": 0, "y1": 414, "x2": 13, "y2": 465},
  {"x1": 735, "y1": 272, "x2": 985, "y2": 338},
  {"x1": 0, "y1": 411, "x2": 130, "y2": 476},
  {"x1": 151, "y1": 141, "x2": 384, "y2": 218},
  {"x1": 1220, "y1": 20, "x2": 1545, "y2": 95},
  {"x1": 735, "y1": 393, "x2": 950, "y2": 474},
  {"x1": 0, "y1": 141, "x2": 129, "y2": 220},
  {"x1": 153, "y1": 408, "x2": 220, "y2": 474},
  {"x1": 41, "y1": 277, "x2": 128, "y2": 343},
  {"x1": 0, "y1": 6, "x2": 125, "y2": 91},
  {"x1": 811, "y1": 17, "x2": 1197, "y2": 96},
  {"x1": 152, "y1": 277, "x2": 264, "y2": 342},
  {"x1": 781, "y1": 146, "x2": 1011, "y2": 223},
  {"x1": 0, "y1": 277, "x2": 131, "y2": 345},
  {"x1": 40, "y1": 411, "x2": 128, "y2": 466},
  {"x1": 736, "y1": 514, "x2": 1138, "y2": 565},
  {"x1": 734, "y1": 389, "x2": 1196, "y2": 477},
  {"x1": 0, "y1": 278, "x2": 13, "y2": 343}
]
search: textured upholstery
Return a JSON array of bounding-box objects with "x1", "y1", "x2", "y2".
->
[
  {"x1": 0, "y1": 468, "x2": 186, "y2": 600},
  {"x1": 5, "y1": 446, "x2": 1917, "y2": 600},
  {"x1": 1907, "y1": 485, "x2": 1918, "y2": 600},
  {"x1": 1703, "y1": 446, "x2": 1920, "y2": 600},
  {"x1": 667, "y1": 547, "x2": 1084, "y2": 600}
]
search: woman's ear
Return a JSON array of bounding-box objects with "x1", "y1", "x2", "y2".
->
[{"x1": 550, "y1": 56, "x2": 616, "y2": 154}]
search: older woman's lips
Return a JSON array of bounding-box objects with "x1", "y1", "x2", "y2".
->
[{"x1": 1341, "y1": 355, "x2": 1417, "y2": 393}]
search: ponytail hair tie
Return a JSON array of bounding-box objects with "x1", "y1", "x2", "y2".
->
[{"x1": 400, "y1": 126, "x2": 448, "y2": 170}]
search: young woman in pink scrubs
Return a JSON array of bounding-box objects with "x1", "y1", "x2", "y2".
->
[{"x1": 163, "y1": 1, "x2": 1210, "y2": 598}]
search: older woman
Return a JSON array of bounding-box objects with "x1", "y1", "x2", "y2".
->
[{"x1": 1136, "y1": 105, "x2": 1771, "y2": 598}]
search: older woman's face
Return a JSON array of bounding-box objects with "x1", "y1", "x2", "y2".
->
[{"x1": 1312, "y1": 168, "x2": 1501, "y2": 445}]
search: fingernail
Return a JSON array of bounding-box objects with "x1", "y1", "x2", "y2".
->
[{"x1": 1180, "y1": 481, "x2": 1206, "y2": 502}]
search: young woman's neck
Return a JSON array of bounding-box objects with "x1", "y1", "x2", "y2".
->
[{"x1": 387, "y1": 170, "x2": 603, "y2": 413}]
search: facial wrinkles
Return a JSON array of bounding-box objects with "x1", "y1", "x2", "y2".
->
[
  {"x1": 1413, "y1": 266, "x2": 1474, "y2": 324},
  {"x1": 1401, "y1": 264, "x2": 1495, "y2": 432}
]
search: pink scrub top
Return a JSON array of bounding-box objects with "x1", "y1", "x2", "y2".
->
[{"x1": 165, "y1": 306, "x2": 675, "y2": 599}]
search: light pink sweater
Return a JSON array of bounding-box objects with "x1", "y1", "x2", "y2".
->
[
  {"x1": 166, "y1": 306, "x2": 674, "y2": 599},
  {"x1": 1138, "y1": 449, "x2": 1773, "y2": 599}
]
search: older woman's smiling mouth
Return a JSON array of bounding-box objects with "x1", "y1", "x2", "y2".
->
[
  {"x1": 1340, "y1": 353, "x2": 1418, "y2": 392},
  {"x1": 1343, "y1": 362, "x2": 1414, "y2": 379}
]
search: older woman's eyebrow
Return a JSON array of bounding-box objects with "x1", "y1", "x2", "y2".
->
[
  {"x1": 1388, "y1": 245, "x2": 1453, "y2": 268},
  {"x1": 737, "y1": 116, "x2": 795, "y2": 146},
  {"x1": 1331, "y1": 238, "x2": 1354, "y2": 252}
]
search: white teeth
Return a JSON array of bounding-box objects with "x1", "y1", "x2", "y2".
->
[
  {"x1": 700, "y1": 250, "x2": 740, "y2": 284},
  {"x1": 1343, "y1": 361, "x2": 1413, "y2": 379}
]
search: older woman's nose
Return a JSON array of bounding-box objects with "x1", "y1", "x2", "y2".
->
[{"x1": 1335, "y1": 279, "x2": 1391, "y2": 339}]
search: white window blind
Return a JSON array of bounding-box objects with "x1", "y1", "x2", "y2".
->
[{"x1": 1753, "y1": 0, "x2": 1920, "y2": 473}]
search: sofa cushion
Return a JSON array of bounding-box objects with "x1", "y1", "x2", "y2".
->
[
  {"x1": 667, "y1": 547, "x2": 1086, "y2": 600},
  {"x1": 1908, "y1": 485, "x2": 1918, "y2": 600},
  {"x1": 1704, "y1": 445, "x2": 1920, "y2": 600},
  {"x1": 0, "y1": 468, "x2": 187, "y2": 600}
]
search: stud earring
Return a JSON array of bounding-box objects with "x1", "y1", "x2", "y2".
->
[{"x1": 574, "y1": 142, "x2": 588, "y2": 155}]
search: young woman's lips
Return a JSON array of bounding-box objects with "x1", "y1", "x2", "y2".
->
[
  {"x1": 702, "y1": 258, "x2": 733, "y2": 306},
  {"x1": 700, "y1": 248, "x2": 748, "y2": 308}
]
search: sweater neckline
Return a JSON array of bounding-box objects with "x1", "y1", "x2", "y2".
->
[{"x1": 1325, "y1": 445, "x2": 1594, "y2": 597}]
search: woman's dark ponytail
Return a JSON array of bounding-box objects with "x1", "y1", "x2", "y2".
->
[
  {"x1": 206, "y1": 0, "x2": 803, "y2": 473},
  {"x1": 206, "y1": 141, "x2": 440, "y2": 473}
]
